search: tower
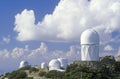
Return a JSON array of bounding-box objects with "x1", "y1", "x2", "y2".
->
[{"x1": 80, "y1": 29, "x2": 99, "y2": 61}]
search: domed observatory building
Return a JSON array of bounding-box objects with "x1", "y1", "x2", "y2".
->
[
  {"x1": 41, "y1": 62, "x2": 48, "y2": 69},
  {"x1": 49, "y1": 59, "x2": 64, "y2": 72},
  {"x1": 19, "y1": 60, "x2": 29, "y2": 68},
  {"x1": 80, "y1": 29, "x2": 99, "y2": 61},
  {"x1": 57, "y1": 58, "x2": 68, "y2": 69}
]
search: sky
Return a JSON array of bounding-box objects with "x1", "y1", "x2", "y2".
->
[{"x1": 0, "y1": 0, "x2": 120, "y2": 74}]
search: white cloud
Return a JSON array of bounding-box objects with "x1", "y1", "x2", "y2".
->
[
  {"x1": 66, "y1": 45, "x2": 80, "y2": 61},
  {"x1": 0, "y1": 42, "x2": 80, "y2": 73},
  {"x1": 3, "y1": 37, "x2": 10, "y2": 44},
  {"x1": 100, "y1": 44, "x2": 117, "y2": 57},
  {"x1": 27, "y1": 42, "x2": 80, "y2": 64},
  {"x1": 38, "y1": 42, "x2": 48, "y2": 53},
  {"x1": 12, "y1": 48, "x2": 26, "y2": 58},
  {"x1": 11, "y1": 45, "x2": 30, "y2": 58},
  {"x1": 104, "y1": 45, "x2": 114, "y2": 51},
  {"x1": 0, "y1": 49, "x2": 10, "y2": 59},
  {"x1": 14, "y1": 0, "x2": 120, "y2": 43},
  {"x1": 14, "y1": 9, "x2": 39, "y2": 41},
  {"x1": 27, "y1": 42, "x2": 48, "y2": 58}
]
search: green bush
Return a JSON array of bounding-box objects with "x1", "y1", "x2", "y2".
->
[
  {"x1": 7, "y1": 70, "x2": 27, "y2": 79},
  {"x1": 25, "y1": 77, "x2": 33, "y2": 79},
  {"x1": 45, "y1": 70, "x2": 65, "y2": 79},
  {"x1": 39, "y1": 71, "x2": 46, "y2": 77},
  {"x1": 4, "y1": 55, "x2": 120, "y2": 79},
  {"x1": 29, "y1": 67, "x2": 39, "y2": 73},
  {"x1": 20, "y1": 65, "x2": 31, "y2": 70}
]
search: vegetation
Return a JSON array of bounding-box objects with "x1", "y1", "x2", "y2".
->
[
  {"x1": 6, "y1": 70, "x2": 27, "y2": 79},
  {"x1": 2, "y1": 66, "x2": 38, "y2": 79},
  {"x1": 20, "y1": 66, "x2": 39, "y2": 73},
  {"x1": 2, "y1": 55, "x2": 120, "y2": 79},
  {"x1": 42, "y1": 55, "x2": 120, "y2": 79},
  {"x1": 45, "y1": 70, "x2": 64, "y2": 79},
  {"x1": 39, "y1": 71, "x2": 46, "y2": 77}
]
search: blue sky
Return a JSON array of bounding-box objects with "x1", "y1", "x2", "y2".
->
[
  {"x1": 0, "y1": 0, "x2": 60, "y2": 50},
  {"x1": 0, "y1": 0, "x2": 120, "y2": 74}
]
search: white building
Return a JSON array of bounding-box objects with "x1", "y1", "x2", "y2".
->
[
  {"x1": 19, "y1": 60, "x2": 29, "y2": 68},
  {"x1": 49, "y1": 59, "x2": 64, "y2": 72},
  {"x1": 80, "y1": 29, "x2": 99, "y2": 61},
  {"x1": 57, "y1": 58, "x2": 68, "y2": 69},
  {"x1": 41, "y1": 62, "x2": 48, "y2": 69}
]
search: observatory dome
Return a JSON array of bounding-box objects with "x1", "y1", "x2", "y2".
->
[
  {"x1": 41, "y1": 62, "x2": 47, "y2": 69},
  {"x1": 19, "y1": 60, "x2": 29, "y2": 68},
  {"x1": 57, "y1": 58, "x2": 68, "y2": 69},
  {"x1": 49, "y1": 59, "x2": 61, "y2": 71},
  {"x1": 81, "y1": 29, "x2": 99, "y2": 44}
]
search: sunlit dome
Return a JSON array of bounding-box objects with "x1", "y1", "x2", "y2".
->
[
  {"x1": 57, "y1": 58, "x2": 68, "y2": 69},
  {"x1": 80, "y1": 29, "x2": 100, "y2": 61},
  {"x1": 41, "y1": 62, "x2": 47, "y2": 69},
  {"x1": 19, "y1": 60, "x2": 29, "y2": 68},
  {"x1": 81, "y1": 29, "x2": 99, "y2": 44},
  {"x1": 49, "y1": 59, "x2": 61, "y2": 71}
]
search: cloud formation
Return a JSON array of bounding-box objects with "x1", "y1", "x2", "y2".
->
[
  {"x1": 104, "y1": 45, "x2": 114, "y2": 51},
  {"x1": 2, "y1": 37, "x2": 10, "y2": 44},
  {"x1": 14, "y1": 0, "x2": 120, "y2": 43},
  {"x1": 0, "y1": 42, "x2": 80, "y2": 73}
]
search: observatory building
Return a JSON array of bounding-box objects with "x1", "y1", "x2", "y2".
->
[
  {"x1": 19, "y1": 60, "x2": 29, "y2": 68},
  {"x1": 80, "y1": 29, "x2": 99, "y2": 61},
  {"x1": 49, "y1": 59, "x2": 64, "y2": 72},
  {"x1": 49, "y1": 59, "x2": 61, "y2": 70},
  {"x1": 41, "y1": 62, "x2": 48, "y2": 69},
  {"x1": 57, "y1": 58, "x2": 68, "y2": 69}
]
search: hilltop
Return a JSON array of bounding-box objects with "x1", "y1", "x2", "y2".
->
[{"x1": 1, "y1": 55, "x2": 120, "y2": 79}]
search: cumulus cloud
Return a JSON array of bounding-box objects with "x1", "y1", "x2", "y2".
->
[
  {"x1": 0, "y1": 42, "x2": 80, "y2": 73},
  {"x1": 14, "y1": 9, "x2": 39, "y2": 41},
  {"x1": 2, "y1": 37, "x2": 10, "y2": 44},
  {"x1": 99, "y1": 45, "x2": 115, "y2": 57},
  {"x1": 14, "y1": 0, "x2": 120, "y2": 43},
  {"x1": 104, "y1": 45, "x2": 114, "y2": 51},
  {"x1": 0, "y1": 49, "x2": 10, "y2": 59},
  {"x1": 11, "y1": 46, "x2": 29, "y2": 58}
]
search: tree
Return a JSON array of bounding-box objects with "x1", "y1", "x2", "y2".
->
[
  {"x1": 39, "y1": 71, "x2": 46, "y2": 77},
  {"x1": 7, "y1": 70, "x2": 27, "y2": 79}
]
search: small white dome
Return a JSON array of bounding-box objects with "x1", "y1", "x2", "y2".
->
[
  {"x1": 81, "y1": 29, "x2": 99, "y2": 44},
  {"x1": 19, "y1": 60, "x2": 29, "y2": 68},
  {"x1": 41, "y1": 62, "x2": 47, "y2": 69},
  {"x1": 49, "y1": 59, "x2": 61, "y2": 71},
  {"x1": 57, "y1": 58, "x2": 68, "y2": 69}
]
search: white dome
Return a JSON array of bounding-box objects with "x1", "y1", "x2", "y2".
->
[
  {"x1": 49, "y1": 59, "x2": 61, "y2": 71},
  {"x1": 81, "y1": 29, "x2": 99, "y2": 44},
  {"x1": 57, "y1": 58, "x2": 68, "y2": 69},
  {"x1": 41, "y1": 62, "x2": 47, "y2": 69},
  {"x1": 19, "y1": 60, "x2": 29, "y2": 68}
]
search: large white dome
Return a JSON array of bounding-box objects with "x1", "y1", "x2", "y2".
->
[
  {"x1": 57, "y1": 58, "x2": 68, "y2": 69},
  {"x1": 19, "y1": 60, "x2": 29, "y2": 68},
  {"x1": 49, "y1": 59, "x2": 61, "y2": 71},
  {"x1": 81, "y1": 29, "x2": 99, "y2": 44}
]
